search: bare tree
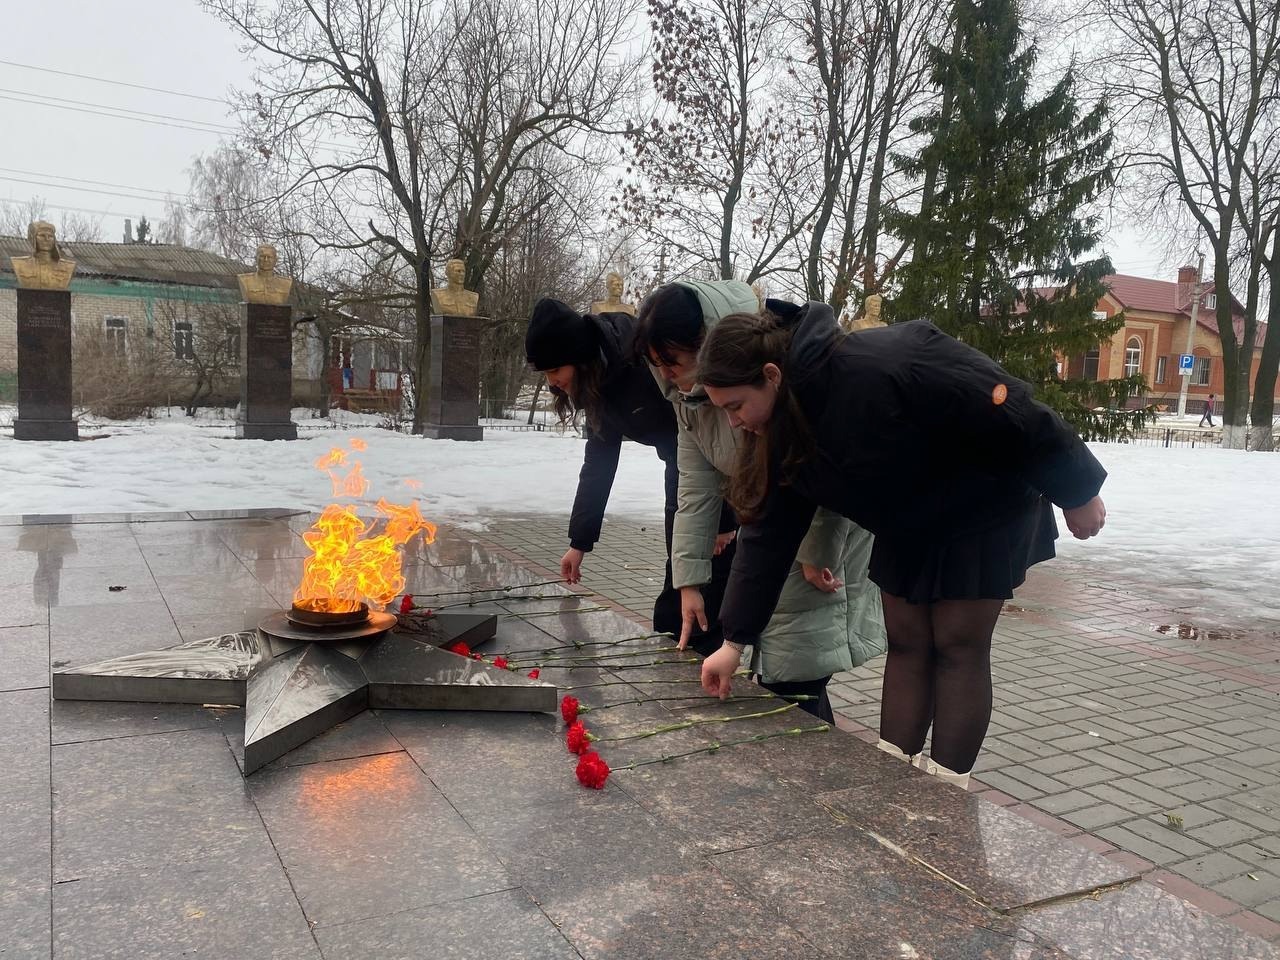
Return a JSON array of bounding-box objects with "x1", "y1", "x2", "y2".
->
[
  {"x1": 153, "y1": 299, "x2": 244, "y2": 416},
  {"x1": 1094, "y1": 0, "x2": 1280, "y2": 447},
  {"x1": 205, "y1": 0, "x2": 638, "y2": 436},
  {"x1": 621, "y1": 0, "x2": 806, "y2": 282},
  {"x1": 786, "y1": 0, "x2": 941, "y2": 312},
  {"x1": 0, "y1": 198, "x2": 104, "y2": 242}
]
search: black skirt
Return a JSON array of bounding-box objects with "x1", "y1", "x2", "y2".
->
[{"x1": 869, "y1": 498, "x2": 1058, "y2": 604}]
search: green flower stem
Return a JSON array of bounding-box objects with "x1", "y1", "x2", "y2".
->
[
  {"x1": 581, "y1": 692, "x2": 814, "y2": 714},
  {"x1": 407, "y1": 578, "x2": 571, "y2": 600},
  {"x1": 534, "y1": 657, "x2": 699, "y2": 671},
  {"x1": 566, "y1": 671, "x2": 751, "y2": 690},
  {"x1": 502, "y1": 606, "x2": 608, "y2": 620},
  {"x1": 500, "y1": 632, "x2": 671, "y2": 658},
  {"x1": 613, "y1": 724, "x2": 831, "y2": 770},
  {"x1": 434, "y1": 591, "x2": 594, "y2": 612},
  {"x1": 589, "y1": 702, "x2": 800, "y2": 743},
  {"x1": 506, "y1": 646, "x2": 680, "y2": 666}
]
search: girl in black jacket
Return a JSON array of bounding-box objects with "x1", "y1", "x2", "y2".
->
[
  {"x1": 695, "y1": 303, "x2": 1108, "y2": 786},
  {"x1": 525, "y1": 297, "x2": 734, "y2": 655}
]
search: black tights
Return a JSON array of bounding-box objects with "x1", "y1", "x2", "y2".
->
[
  {"x1": 878, "y1": 592, "x2": 1003, "y2": 774},
  {"x1": 757, "y1": 675, "x2": 835, "y2": 723}
]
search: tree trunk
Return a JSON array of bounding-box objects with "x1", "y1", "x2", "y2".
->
[
  {"x1": 1250, "y1": 231, "x2": 1280, "y2": 451},
  {"x1": 527, "y1": 377, "x2": 544, "y2": 425},
  {"x1": 316, "y1": 330, "x2": 332, "y2": 418},
  {"x1": 411, "y1": 260, "x2": 433, "y2": 435}
]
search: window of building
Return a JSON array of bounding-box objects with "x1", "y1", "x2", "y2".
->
[
  {"x1": 1193, "y1": 356, "x2": 1211, "y2": 386},
  {"x1": 1205, "y1": 293, "x2": 1217, "y2": 310},
  {"x1": 1155, "y1": 355, "x2": 1167, "y2": 384},
  {"x1": 225, "y1": 325, "x2": 241, "y2": 363},
  {"x1": 1082, "y1": 348, "x2": 1100, "y2": 381},
  {"x1": 1123, "y1": 337, "x2": 1142, "y2": 378},
  {"x1": 103, "y1": 316, "x2": 128, "y2": 357},
  {"x1": 173, "y1": 321, "x2": 194, "y2": 361}
]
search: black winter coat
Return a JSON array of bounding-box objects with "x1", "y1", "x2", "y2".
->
[
  {"x1": 720, "y1": 301, "x2": 1107, "y2": 645},
  {"x1": 567, "y1": 312, "x2": 679, "y2": 551}
]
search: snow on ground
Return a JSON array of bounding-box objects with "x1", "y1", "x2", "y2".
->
[{"x1": 1, "y1": 408, "x2": 1277, "y2": 626}]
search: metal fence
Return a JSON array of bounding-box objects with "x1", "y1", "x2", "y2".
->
[{"x1": 1097, "y1": 426, "x2": 1280, "y2": 450}]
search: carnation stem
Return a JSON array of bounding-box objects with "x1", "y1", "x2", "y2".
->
[
  {"x1": 583, "y1": 692, "x2": 814, "y2": 713},
  {"x1": 612, "y1": 724, "x2": 831, "y2": 770},
  {"x1": 566, "y1": 671, "x2": 750, "y2": 690},
  {"x1": 502, "y1": 606, "x2": 608, "y2": 619},
  {"x1": 590, "y1": 702, "x2": 800, "y2": 743},
  {"x1": 505, "y1": 645, "x2": 680, "y2": 666},
  {"x1": 533, "y1": 656, "x2": 700, "y2": 671}
]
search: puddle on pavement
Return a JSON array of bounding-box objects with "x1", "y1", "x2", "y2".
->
[{"x1": 1152, "y1": 622, "x2": 1248, "y2": 643}]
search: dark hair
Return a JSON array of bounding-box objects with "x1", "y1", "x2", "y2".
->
[
  {"x1": 551, "y1": 355, "x2": 607, "y2": 433},
  {"x1": 697, "y1": 312, "x2": 814, "y2": 523},
  {"x1": 633, "y1": 284, "x2": 706, "y2": 365}
]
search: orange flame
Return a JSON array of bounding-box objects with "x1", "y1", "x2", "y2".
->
[{"x1": 294, "y1": 445, "x2": 437, "y2": 613}]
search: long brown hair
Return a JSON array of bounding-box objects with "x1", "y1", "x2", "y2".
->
[
  {"x1": 552, "y1": 356, "x2": 607, "y2": 433},
  {"x1": 697, "y1": 312, "x2": 815, "y2": 523}
]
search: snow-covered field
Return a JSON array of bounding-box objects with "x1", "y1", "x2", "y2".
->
[{"x1": 1, "y1": 408, "x2": 1277, "y2": 626}]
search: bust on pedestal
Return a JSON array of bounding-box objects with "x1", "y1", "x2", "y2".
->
[
  {"x1": 11, "y1": 221, "x2": 79, "y2": 441},
  {"x1": 422, "y1": 258, "x2": 484, "y2": 441},
  {"x1": 590, "y1": 271, "x2": 635, "y2": 316},
  {"x1": 851, "y1": 293, "x2": 888, "y2": 331},
  {"x1": 235, "y1": 245, "x2": 298, "y2": 441}
]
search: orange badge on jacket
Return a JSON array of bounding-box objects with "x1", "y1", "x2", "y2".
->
[{"x1": 992, "y1": 384, "x2": 1008, "y2": 405}]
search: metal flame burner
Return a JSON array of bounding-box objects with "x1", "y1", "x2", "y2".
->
[{"x1": 256, "y1": 601, "x2": 397, "y2": 643}]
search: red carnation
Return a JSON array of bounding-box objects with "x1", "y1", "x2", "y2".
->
[
  {"x1": 560, "y1": 695, "x2": 580, "y2": 724},
  {"x1": 447, "y1": 641, "x2": 471, "y2": 657},
  {"x1": 528, "y1": 668, "x2": 540, "y2": 680},
  {"x1": 575, "y1": 750, "x2": 611, "y2": 789},
  {"x1": 399, "y1": 595, "x2": 414, "y2": 614},
  {"x1": 566, "y1": 720, "x2": 592, "y2": 755},
  {"x1": 493, "y1": 656, "x2": 509, "y2": 670},
  {"x1": 470, "y1": 652, "x2": 483, "y2": 660}
]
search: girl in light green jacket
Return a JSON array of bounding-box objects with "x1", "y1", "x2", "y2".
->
[{"x1": 634, "y1": 280, "x2": 886, "y2": 721}]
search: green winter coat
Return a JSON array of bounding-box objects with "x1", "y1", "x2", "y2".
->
[{"x1": 659, "y1": 280, "x2": 887, "y2": 683}]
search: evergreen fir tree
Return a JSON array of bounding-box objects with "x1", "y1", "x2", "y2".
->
[{"x1": 888, "y1": 0, "x2": 1147, "y2": 439}]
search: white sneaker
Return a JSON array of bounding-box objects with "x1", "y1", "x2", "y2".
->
[
  {"x1": 876, "y1": 739, "x2": 921, "y2": 766},
  {"x1": 920, "y1": 757, "x2": 971, "y2": 790}
]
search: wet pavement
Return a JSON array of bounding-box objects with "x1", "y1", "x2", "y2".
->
[{"x1": 1, "y1": 509, "x2": 1276, "y2": 959}]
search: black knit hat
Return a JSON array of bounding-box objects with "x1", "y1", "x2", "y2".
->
[{"x1": 526, "y1": 298, "x2": 600, "y2": 370}]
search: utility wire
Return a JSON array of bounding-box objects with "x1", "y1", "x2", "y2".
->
[
  {"x1": 0, "y1": 58, "x2": 228, "y2": 104},
  {"x1": 0, "y1": 176, "x2": 185, "y2": 206},
  {"x1": 0, "y1": 167, "x2": 181, "y2": 198},
  {"x1": 0, "y1": 197, "x2": 165, "y2": 219},
  {"x1": 0, "y1": 93, "x2": 236, "y2": 137},
  {"x1": 0, "y1": 87, "x2": 237, "y2": 133}
]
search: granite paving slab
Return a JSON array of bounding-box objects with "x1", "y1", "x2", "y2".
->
[
  {"x1": 715, "y1": 825, "x2": 1072, "y2": 959},
  {"x1": 245, "y1": 751, "x2": 513, "y2": 927},
  {"x1": 0, "y1": 688, "x2": 52, "y2": 960},
  {"x1": 820, "y1": 773, "x2": 1139, "y2": 911}
]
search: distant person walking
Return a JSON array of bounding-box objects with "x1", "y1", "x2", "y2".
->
[{"x1": 1198, "y1": 393, "x2": 1216, "y2": 428}]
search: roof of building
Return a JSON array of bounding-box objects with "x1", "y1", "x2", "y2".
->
[{"x1": 0, "y1": 237, "x2": 250, "y2": 290}]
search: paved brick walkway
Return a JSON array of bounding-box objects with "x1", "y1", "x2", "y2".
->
[{"x1": 482, "y1": 511, "x2": 1280, "y2": 942}]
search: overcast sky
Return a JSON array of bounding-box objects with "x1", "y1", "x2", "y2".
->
[{"x1": 2, "y1": 0, "x2": 1186, "y2": 279}]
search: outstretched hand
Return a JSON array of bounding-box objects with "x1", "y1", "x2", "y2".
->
[
  {"x1": 1063, "y1": 496, "x2": 1106, "y2": 540},
  {"x1": 678, "y1": 586, "x2": 708, "y2": 650},
  {"x1": 701, "y1": 643, "x2": 742, "y2": 700},
  {"x1": 560, "y1": 547, "x2": 585, "y2": 584}
]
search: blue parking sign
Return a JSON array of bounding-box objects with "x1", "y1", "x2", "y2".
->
[{"x1": 1179, "y1": 354, "x2": 1194, "y2": 375}]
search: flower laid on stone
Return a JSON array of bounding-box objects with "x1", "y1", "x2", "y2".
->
[
  {"x1": 560, "y1": 695, "x2": 581, "y2": 724},
  {"x1": 566, "y1": 720, "x2": 595, "y2": 755},
  {"x1": 447, "y1": 641, "x2": 472, "y2": 657},
  {"x1": 492, "y1": 656, "x2": 510, "y2": 670},
  {"x1": 575, "y1": 750, "x2": 611, "y2": 789},
  {"x1": 528, "y1": 668, "x2": 540, "y2": 680},
  {"x1": 399, "y1": 595, "x2": 415, "y2": 614}
]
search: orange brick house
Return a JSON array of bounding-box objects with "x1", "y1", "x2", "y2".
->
[{"x1": 1059, "y1": 266, "x2": 1277, "y2": 410}]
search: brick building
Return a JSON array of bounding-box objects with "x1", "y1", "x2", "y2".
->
[
  {"x1": 1061, "y1": 266, "x2": 1277, "y2": 410},
  {"x1": 0, "y1": 238, "x2": 324, "y2": 407}
]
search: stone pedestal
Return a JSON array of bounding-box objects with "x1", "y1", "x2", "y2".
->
[
  {"x1": 421, "y1": 313, "x2": 484, "y2": 441},
  {"x1": 235, "y1": 302, "x2": 298, "y2": 441},
  {"x1": 13, "y1": 288, "x2": 78, "y2": 441}
]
